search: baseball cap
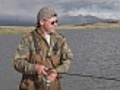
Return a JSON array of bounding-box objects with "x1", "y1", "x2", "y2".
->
[{"x1": 37, "y1": 6, "x2": 57, "y2": 21}]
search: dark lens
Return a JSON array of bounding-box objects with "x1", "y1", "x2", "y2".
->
[
  {"x1": 53, "y1": 14, "x2": 57, "y2": 16},
  {"x1": 51, "y1": 20, "x2": 58, "y2": 25}
]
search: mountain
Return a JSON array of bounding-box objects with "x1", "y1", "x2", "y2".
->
[
  {"x1": 0, "y1": 19, "x2": 34, "y2": 26},
  {"x1": 0, "y1": 14, "x2": 118, "y2": 26},
  {"x1": 0, "y1": 15, "x2": 35, "y2": 26},
  {"x1": 59, "y1": 14, "x2": 118, "y2": 25},
  {"x1": 0, "y1": 18, "x2": 35, "y2": 26}
]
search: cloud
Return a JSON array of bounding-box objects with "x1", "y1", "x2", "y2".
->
[
  {"x1": 61, "y1": 1, "x2": 120, "y2": 20},
  {"x1": 0, "y1": 0, "x2": 120, "y2": 25}
]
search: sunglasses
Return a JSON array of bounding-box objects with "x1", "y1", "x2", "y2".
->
[{"x1": 50, "y1": 20, "x2": 58, "y2": 25}]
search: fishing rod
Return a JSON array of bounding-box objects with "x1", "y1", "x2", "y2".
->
[{"x1": 60, "y1": 73, "x2": 120, "y2": 82}]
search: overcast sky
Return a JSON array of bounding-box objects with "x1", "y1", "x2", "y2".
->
[{"x1": 0, "y1": 0, "x2": 120, "y2": 23}]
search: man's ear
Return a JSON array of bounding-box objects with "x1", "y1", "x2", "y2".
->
[{"x1": 39, "y1": 20, "x2": 44, "y2": 25}]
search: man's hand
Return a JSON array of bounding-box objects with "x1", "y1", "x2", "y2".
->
[
  {"x1": 47, "y1": 69, "x2": 57, "y2": 82},
  {"x1": 35, "y1": 64, "x2": 48, "y2": 75}
]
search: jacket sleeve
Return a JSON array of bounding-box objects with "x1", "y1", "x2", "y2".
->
[
  {"x1": 13, "y1": 35, "x2": 35, "y2": 75},
  {"x1": 56, "y1": 37, "x2": 73, "y2": 73}
]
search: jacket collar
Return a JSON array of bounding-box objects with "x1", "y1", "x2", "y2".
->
[
  {"x1": 35, "y1": 27, "x2": 57, "y2": 38},
  {"x1": 34, "y1": 27, "x2": 57, "y2": 47}
]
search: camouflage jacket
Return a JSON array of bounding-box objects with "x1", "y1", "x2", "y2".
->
[{"x1": 13, "y1": 28, "x2": 73, "y2": 75}]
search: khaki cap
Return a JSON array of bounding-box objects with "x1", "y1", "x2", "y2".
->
[{"x1": 37, "y1": 6, "x2": 57, "y2": 21}]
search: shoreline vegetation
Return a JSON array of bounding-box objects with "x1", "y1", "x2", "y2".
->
[{"x1": 0, "y1": 22, "x2": 120, "y2": 35}]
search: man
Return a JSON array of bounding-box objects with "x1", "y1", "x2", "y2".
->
[{"x1": 13, "y1": 6, "x2": 73, "y2": 90}]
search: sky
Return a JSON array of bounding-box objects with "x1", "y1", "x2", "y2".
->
[{"x1": 0, "y1": 0, "x2": 120, "y2": 25}]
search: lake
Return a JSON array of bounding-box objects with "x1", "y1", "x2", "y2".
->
[{"x1": 1, "y1": 29, "x2": 120, "y2": 90}]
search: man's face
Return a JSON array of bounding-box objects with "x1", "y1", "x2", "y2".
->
[{"x1": 42, "y1": 16, "x2": 58, "y2": 34}]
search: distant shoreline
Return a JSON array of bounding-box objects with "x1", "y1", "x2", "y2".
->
[{"x1": 0, "y1": 22, "x2": 120, "y2": 35}]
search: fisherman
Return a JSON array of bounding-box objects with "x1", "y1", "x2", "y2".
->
[{"x1": 13, "y1": 6, "x2": 73, "y2": 90}]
